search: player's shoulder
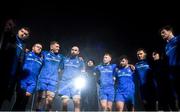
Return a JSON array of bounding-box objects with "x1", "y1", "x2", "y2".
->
[
  {"x1": 95, "y1": 64, "x2": 102, "y2": 69},
  {"x1": 26, "y1": 51, "x2": 34, "y2": 56},
  {"x1": 41, "y1": 50, "x2": 48, "y2": 55},
  {"x1": 57, "y1": 53, "x2": 64, "y2": 58},
  {"x1": 111, "y1": 63, "x2": 117, "y2": 67}
]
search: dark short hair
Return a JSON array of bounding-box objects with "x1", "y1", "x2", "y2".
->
[
  {"x1": 87, "y1": 59, "x2": 95, "y2": 65},
  {"x1": 50, "y1": 41, "x2": 59, "y2": 45},
  {"x1": 159, "y1": 25, "x2": 174, "y2": 34},
  {"x1": 33, "y1": 42, "x2": 43, "y2": 47},
  {"x1": 137, "y1": 48, "x2": 146, "y2": 53},
  {"x1": 152, "y1": 49, "x2": 162, "y2": 56},
  {"x1": 71, "y1": 45, "x2": 79, "y2": 49},
  {"x1": 119, "y1": 55, "x2": 128, "y2": 61},
  {"x1": 104, "y1": 53, "x2": 112, "y2": 58},
  {"x1": 21, "y1": 27, "x2": 30, "y2": 34}
]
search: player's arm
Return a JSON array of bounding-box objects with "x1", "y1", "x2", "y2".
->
[
  {"x1": 128, "y1": 64, "x2": 136, "y2": 71},
  {"x1": 58, "y1": 55, "x2": 65, "y2": 75}
]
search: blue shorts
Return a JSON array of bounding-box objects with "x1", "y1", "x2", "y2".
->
[
  {"x1": 58, "y1": 80, "x2": 80, "y2": 98},
  {"x1": 21, "y1": 80, "x2": 36, "y2": 93},
  {"x1": 38, "y1": 79, "x2": 57, "y2": 92},
  {"x1": 99, "y1": 87, "x2": 114, "y2": 101},
  {"x1": 115, "y1": 92, "x2": 135, "y2": 105}
]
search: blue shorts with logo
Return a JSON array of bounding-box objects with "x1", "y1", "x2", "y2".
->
[{"x1": 99, "y1": 87, "x2": 115, "y2": 101}]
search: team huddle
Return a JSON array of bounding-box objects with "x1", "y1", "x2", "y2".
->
[{"x1": 0, "y1": 20, "x2": 180, "y2": 111}]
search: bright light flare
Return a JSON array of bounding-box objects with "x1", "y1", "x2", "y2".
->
[{"x1": 74, "y1": 77, "x2": 86, "y2": 89}]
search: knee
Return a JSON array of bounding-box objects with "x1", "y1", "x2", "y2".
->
[
  {"x1": 62, "y1": 98, "x2": 69, "y2": 106},
  {"x1": 46, "y1": 91, "x2": 55, "y2": 102},
  {"x1": 101, "y1": 104, "x2": 107, "y2": 110},
  {"x1": 73, "y1": 98, "x2": 80, "y2": 106},
  {"x1": 47, "y1": 96, "x2": 53, "y2": 102}
]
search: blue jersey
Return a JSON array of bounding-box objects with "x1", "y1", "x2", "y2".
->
[
  {"x1": 95, "y1": 64, "x2": 116, "y2": 88},
  {"x1": 20, "y1": 51, "x2": 43, "y2": 93},
  {"x1": 16, "y1": 36, "x2": 24, "y2": 60},
  {"x1": 135, "y1": 60, "x2": 152, "y2": 86},
  {"x1": 21, "y1": 51, "x2": 43, "y2": 81},
  {"x1": 165, "y1": 36, "x2": 180, "y2": 66},
  {"x1": 38, "y1": 51, "x2": 64, "y2": 82},
  {"x1": 115, "y1": 66, "x2": 135, "y2": 93},
  {"x1": 11, "y1": 35, "x2": 25, "y2": 76},
  {"x1": 135, "y1": 60, "x2": 157, "y2": 101},
  {"x1": 61, "y1": 56, "x2": 85, "y2": 81}
]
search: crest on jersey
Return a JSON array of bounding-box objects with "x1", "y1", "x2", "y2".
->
[
  {"x1": 118, "y1": 70, "x2": 121, "y2": 73},
  {"x1": 65, "y1": 59, "x2": 69, "y2": 62},
  {"x1": 29, "y1": 53, "x2": 32, "y2": 56}
]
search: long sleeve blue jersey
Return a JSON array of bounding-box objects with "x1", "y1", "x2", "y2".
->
[
  {"x1": 135, "y1": 60, "x2": 152, "y2": 86},
  {"x1": 11, "y1": 35, "x2": 25, "y2": 76},
  {"x1": 20, "y1": 51, "x2": 43, "y2": 93},
  {"x1": 38, "y1": 51, "x2": 64, "y2": 83},
  {"x1": 165, "y1": 36, "x2": 180, "y2": 66},
  {"x1": 135, "y1": 60, "x2": 156, "y2": 101}
]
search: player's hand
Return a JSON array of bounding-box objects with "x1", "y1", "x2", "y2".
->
[
  {"x1": 26, "y1": 92, "x2": 32, "y2": 96},
  {"x1": 79, "y1": 56, "x2": 84, "y2": 61},
  {"x1": 128, "y1": 64, "x2": 135, "y2": 71},
  {"x1": 25, "y1": 48, "x2": 30, "y2": 52}
]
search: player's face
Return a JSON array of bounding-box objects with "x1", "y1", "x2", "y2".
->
[
  {"x1": 18, "y1": 28, "x2": 29, "y2": 40},
  {"x1": 50, "y1": 43, "x2": 60, "y2": 53},
  {"x1": 161, "y1": 29, "x2": 171, "y2": 41},
  {"x1": 87, "y1": 60, "x2": 94, "y2": 67},
  {"x1": 32, "y1": 44, "x2": 42, "y2": 54},
  {"x1": 71, "y1": 46, "x2": 80, "y2": 56},
  {"x1": 137, "y1": 50, "x2": 146, "y2": 60},
  {"x1": 120, "y1": 58, "x2": 128, "y2": 67},
  {"x1": 152, "y1": 52, "x2": 160, "y2": 61},
  {"x1": 103, "y1": 55, "x2": 111, "y2": 64}
]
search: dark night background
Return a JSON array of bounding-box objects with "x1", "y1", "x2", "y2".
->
[
  {"x1": 0, "y1": 1, "x2": 180, "y2": 111},
  {"x1": 1, "y1": 1, "x2": 180, "y2": 64}
]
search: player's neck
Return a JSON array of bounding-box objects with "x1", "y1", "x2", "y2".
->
[
  {"x1": 104, "y1": 62, "x2": 110, "y2": 65},
  {"x1": 167, "y1": 34, "x2": 174, "y2": 42}
]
